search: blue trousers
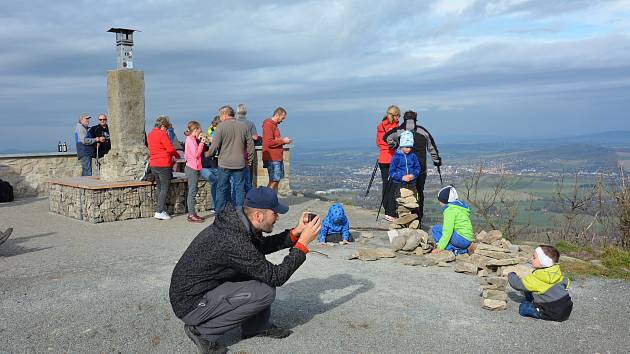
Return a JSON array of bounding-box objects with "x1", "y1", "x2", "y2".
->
[
  {"x1": 80, "y1": 156, "x2": 92, "y2": 176},
  {"x1": 216, "y1": 167, "x2": 245, "y2": 214},
  {"x1": 431, "y1": 224, "x2": 471, "y2": 254},
  {"x1": 231, "y1": 165, "x2": 252, "y2": 204},
  {"x1": 200, "y1": 168, "x2": 218, "y2": 210},
  {"x1": 519, "y1": 292, "x2": 541, "y2": 319}
]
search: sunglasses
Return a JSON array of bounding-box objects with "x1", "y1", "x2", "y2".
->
[
  {"x1": 388, "y1": 112, "x2": 400, "y2": 117},
  {"x1": 99, "y1": 119, "x2": 107, "y2": 121}
]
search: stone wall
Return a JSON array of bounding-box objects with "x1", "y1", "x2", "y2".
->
[
  {"x1": 1, "y1": 144, "x2": 292, "y2": 199},
  {"x1": 49, "y1": 178, "x2": 212, "y2": 223},
  {"x1": 0, "y1": 153, "x2": 82, "y2": 197}
]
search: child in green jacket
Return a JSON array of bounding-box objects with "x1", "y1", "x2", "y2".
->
[
  {"x1": 508, "y1": 245, "x2": 573, "y2": 321},
  {"x1": 431, "y1": 185, "x2": 474, "y2": 255}
]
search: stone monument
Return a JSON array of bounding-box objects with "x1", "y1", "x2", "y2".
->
[{"x1": 100, "y1": 28, "x2": 148, "y2": 181}]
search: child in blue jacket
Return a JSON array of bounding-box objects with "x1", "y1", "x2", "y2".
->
[
  {"x1": 318, "y1": 203, "x2": 352, "y2": 245},
  {"x1": 388, "y1": 131, "x2": 421, "y2": 208}
]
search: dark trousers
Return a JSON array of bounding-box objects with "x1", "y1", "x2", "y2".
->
[
  {"x1": 415, "y1": 172, "x2": 427, "y2": 223},
  {"x1": 378, "y1": 163, "x2": 396, "y2": 217},
  {"x1": 181, "y1": 280, "x2": 276, "y2": 342},
  {"x1": 185, "y1": 166, "x2": 199, "y2": 215},
  {"x1": 151, "y1": 167, "x2": 172, "y2": 213}
]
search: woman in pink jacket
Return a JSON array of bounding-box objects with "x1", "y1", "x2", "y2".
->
[{"x1": 184, "y1": 121, "x2": 207, "y2": 223}]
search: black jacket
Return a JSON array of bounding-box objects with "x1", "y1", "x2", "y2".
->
[
  {"x1": 88, "y1": 124, "x2": 111, "y2": 157},
  {"x1": 383, "y1": 118, "x2": 441, "y2": 173},
  {"x1": 169, "y1": 204, "x2": 306, "y2": 318}
]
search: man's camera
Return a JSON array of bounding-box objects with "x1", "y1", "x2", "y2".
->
[{"x1": 306, "y1": 213, "x2": 317, "y2": 222}]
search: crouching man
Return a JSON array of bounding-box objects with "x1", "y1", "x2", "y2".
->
[{"x1": 169, "y1": 187, "x2": 321, "y2": 353}]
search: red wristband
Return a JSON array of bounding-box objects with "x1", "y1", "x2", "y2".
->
[{"x1": 294, "y1": 242, "x2": 309, "y2": 254}]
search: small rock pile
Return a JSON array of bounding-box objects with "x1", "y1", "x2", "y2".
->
[
  {"x1": 453, "y1": 230, "x2": 534, "y2": 311},
  {"x1": 388, "y1": 228, "x2": 434, "y2": 255},
  {"x1": 390, "y1": 188, "x2": 420, "y2": 229}
]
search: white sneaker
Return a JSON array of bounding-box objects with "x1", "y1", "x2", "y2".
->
[{"x1": 154, "y1": 211, "x2": 171, "y2": 220}]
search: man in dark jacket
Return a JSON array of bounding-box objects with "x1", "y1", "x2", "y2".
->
[
  {"x1": 383, "y1": 111, "x2": 441, "y2": 226},
  {"x1": 169, "y1": 187, "x2": 321, "y2": 353},
  {"x1": 88, "y1": 113, "x2": 111, "y2": 158}
]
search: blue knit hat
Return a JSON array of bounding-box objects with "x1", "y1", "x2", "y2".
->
[
  {"x1": 438, "y1": 185, "x2": 458, "y2": 204},
  {"x1": 400, "y1": 131, "x2": 414, "y2": 148}
]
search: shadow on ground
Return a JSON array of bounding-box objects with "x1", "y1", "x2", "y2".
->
[
  {"x1": 0, "y1": 197, "x2": 47, "y2": 208},
  {"x1": 222, "y1": 274, "x2": 374, "y2": 346},
  {"x1": 0, "y1": 232, "x2": 55, "y2": 257}
]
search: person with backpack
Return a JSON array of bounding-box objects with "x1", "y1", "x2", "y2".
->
[{"x1": 383, "y1": 110, "x2": 442, "y2": 227}]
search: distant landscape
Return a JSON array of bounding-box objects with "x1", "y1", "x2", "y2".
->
[{"x1": 291, "y1": 130, "x2": 630, "y2": 239}]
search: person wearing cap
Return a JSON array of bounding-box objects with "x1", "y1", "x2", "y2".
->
[
  {"x1": 383, "y1": 110, "x2": 442, "y2": 226},
  {"x1": 74, "y1": 114, "x2": 105, "y2": 176},
  {"x1": 431, "y1": 185, "x2": 474, "y2": 255},
  {"x1": 169, "y1": 187, "x2": 321, "y2": 353}
]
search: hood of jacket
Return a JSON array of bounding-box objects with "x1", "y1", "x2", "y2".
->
[
  {"x1": 522, "y1": 264, "x2": 565, "y2": 294},
  {"x1": 325, "y1": 203, "x2": 347, "y2": 226},
  {"x1": 443, "y1": 200, "x2": 470, "y2": 211}
]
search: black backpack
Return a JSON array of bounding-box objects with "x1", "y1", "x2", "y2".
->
[{"x1": 0, "y1": 179, "x2": 14, "y2": 203}]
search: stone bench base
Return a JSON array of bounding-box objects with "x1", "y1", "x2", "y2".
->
[{"x1": 48, "y1": 177, "x2": 212, "y2": 223}]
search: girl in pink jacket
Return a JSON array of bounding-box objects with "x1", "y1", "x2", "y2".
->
[{"x1": 184, "y1": 121, "x2": 207, "y2": 223}]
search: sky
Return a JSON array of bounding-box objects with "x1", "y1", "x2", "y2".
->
[{"x1": 1, "y1": 0, "x2": 629, "y2": 153}]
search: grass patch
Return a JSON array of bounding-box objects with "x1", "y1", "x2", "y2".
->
[{"x1": 557, "y1": 244, "x2": 630, "y2": 280}]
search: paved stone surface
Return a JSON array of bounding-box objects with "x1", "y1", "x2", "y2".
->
[{"x1": 1, "y1": 197, "x2": 629, "y2": 353}]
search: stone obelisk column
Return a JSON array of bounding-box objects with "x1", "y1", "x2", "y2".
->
[{"x1": 99, "y1": 70, "x2": 148, "y2": 181}]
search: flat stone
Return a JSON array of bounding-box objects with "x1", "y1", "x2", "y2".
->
[
  {"x1": 482, "y1": 230, "x2": 503, "y2": 244},
  {"x1": 454, "y1": 262, "x2": 478, "y2": 274},
  {"x1": 456, "y1": 253, "x2": 471, "y2": 262},
  {"x1": 508, "y1": 244, "x2": 520, "y2": 253},
  {"x1": 389, "y1": 223, "x2": 402, "y2": 229},
  {"x1": 391, "y1": 236, "x2": 406, "y2": 251},
  {"x1": 476, "y1": 243, "x2": 511, "y2": 253},
  {"x1": 486, "y1": 258, "x2": 520, "y2": 267},
  {"x1": 475, "y1": 249, "x2": 515, "y2": 260},
  {"x1": 560, "y1": 255, "x2": 587, "y2": 264},
  {"x1": 350, "y1": 248, "x2": 396, "y2": 261},
  {"x1": 501, "y1": 264, "x2": 534, "y2": 277},
  {"x1": 482, "y1": 289, "x2": 508, "y2": 301},
  {"x1": 469, "y1": 254, "x2": 493, "y2": 268},
  {"x1": 475, "y1": 230, "x2": 487, "y2": 242},
  {"x1": 403, "y1": 202, "x2": 419, "y2": 209},
  {"x1": 480, "y1": 276, "x2": 507, "y2": 290},
  {"x1": 481, "y1": 298, "x2": 507, "y2": 311},
  {"x1": 396, "y1": 196, "x2": 417, "y2": 204},
  {"x1": 402, "y1": 257, "x2": 434, "y2": 267},
  {"x1": 408, "y1": 220, "x2": 420, "y2": 229},
  {"x1": 425, "y1": 251, "x2": 456, "y2": 264},
  {"x1": 437, "y1": 262, "x2": 451, "y2": 267},
  {"x1": 392, "y1": 213, "x2": 417, "y2": 225},
  {"x1": 399, "y1": 188, "x2": 414, "y2": 198},
  {"x1": 519, "y1": 245, "x2": 535, "y2": 255}
]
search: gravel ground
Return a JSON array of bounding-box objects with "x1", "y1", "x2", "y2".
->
[{"x1": 1, "y1": 197, "x2": 629, "y2": 354}]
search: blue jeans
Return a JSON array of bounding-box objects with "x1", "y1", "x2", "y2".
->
[
  {"x1": 431, "y1": 224, "x2": 471, "y2": 254},
  {"x1": 216, "y1": 167, "x2": 245, "y2": 214},
  {"x1": 519, "y1": 292, "x2": 541, "y2": 319},
  {"x1": 80, "y1": 156, "x2": 92, "y2": 176},
  {"x1": 266, "y1": 161, "x2": 284, "y2": 181},
  {"x1": 200, "y1": 168, "x2": 218, "y2": 210},
  {"x1": 231, "y1": 165, "x2": 252, "y2": 204}
]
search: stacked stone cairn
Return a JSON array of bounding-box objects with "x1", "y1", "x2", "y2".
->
[
  {"x1": 452, "y1": 230, "x2": 534, "y2": 311},
  {"x1": 390, "y1": 188, "x2": 420, "y2": 229}
]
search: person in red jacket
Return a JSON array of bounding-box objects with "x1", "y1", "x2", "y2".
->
[
  {"x1": 147, "y1": 115, "x2": 180, "y2": 220},
  {"x1": 262, "y1": 107, "x2": 291, "y2": 192},
  {"x1": 375, "y1": 105, "x2": 400, "y2": 221}
]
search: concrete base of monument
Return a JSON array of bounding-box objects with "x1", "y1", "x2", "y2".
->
[{"x1": 48, "y1": 176, "x2": 212, "y2": 224}]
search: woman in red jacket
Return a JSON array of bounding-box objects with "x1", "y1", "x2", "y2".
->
[
  {"x1": 147, "y1": 115, "x2": 180, "y2": 220},
  {"x1": 375, "y1": 105, "x2": 400, "y2": 221}
]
